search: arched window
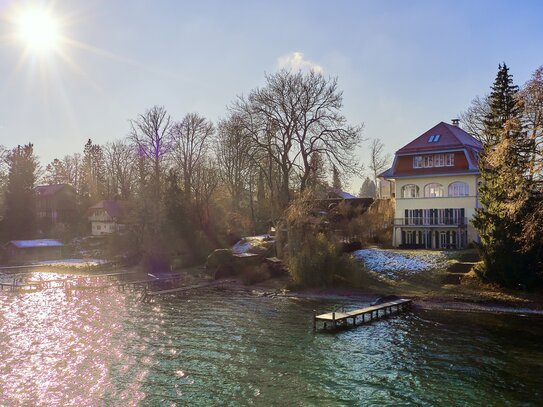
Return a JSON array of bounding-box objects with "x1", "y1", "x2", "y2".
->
[
  {"x1": 401, "y1": 184, "x2": 419, "y2": 198},
  {"x1": 424, "y1": 183, "x2": 444, "y2": 198},
  {"x1": 448, "y1": 181, "x2": 469, "y2": 197}
]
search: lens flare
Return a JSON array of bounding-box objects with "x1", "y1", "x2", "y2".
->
[{"x1": 17, "y1": 9, "x2": 60, "y2": 52}]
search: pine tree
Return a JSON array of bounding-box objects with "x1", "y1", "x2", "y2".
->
[
  {"x1": 81, "y1": 139, "x2": 106, "y2": 202},
  {"x1": 306, "y1": 152, "x2": 328, "y2": 195},
  {"x1": 1, "y1": 144, "x2": 38, "y2": 240},
  {"x1": 473, "y1": 64, "x2": 536, "y2": 286},
  {"x1": 358, "y1": 176, "x2": 376, "y2": 198},
  {"x1": 332, "y1": 165, "x2": 342, "y2": 190}
]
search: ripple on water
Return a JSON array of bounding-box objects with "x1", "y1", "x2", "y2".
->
[{"x1": 0, "y1": 282, "x2": 542, "y2": 406}]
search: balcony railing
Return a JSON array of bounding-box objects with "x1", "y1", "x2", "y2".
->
[{"x1": 394, "y1": 217, "x2": 467, "y2": 227}]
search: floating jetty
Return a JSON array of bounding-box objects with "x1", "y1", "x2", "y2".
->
[{"x1": 313, "y1": 299, "x2": 413, "y2": 332}]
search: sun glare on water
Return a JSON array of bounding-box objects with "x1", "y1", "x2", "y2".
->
[{"x1": 16, "y1": 8, "x2": 60, "y2": 53}]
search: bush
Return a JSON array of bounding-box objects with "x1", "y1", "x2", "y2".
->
[
  {"x1": 206, "y1": 249, "x2": 235, "y2": 270},
  {"x1": 240, "y1": 264, "x2": 271, "y2": 285},
  {"x1": 288, "y1": 232, "x2": 360, "y2": 288}
]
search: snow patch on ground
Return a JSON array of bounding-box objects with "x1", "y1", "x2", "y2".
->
[
  {"x1": 353, "y1": 248, "x2": 447, "y2": 279},
  {"x1": 32, "y1": 259, "x2": 107, "y2": 268}
]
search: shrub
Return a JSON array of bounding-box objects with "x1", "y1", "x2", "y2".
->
[
  {"x1": 288, "y1": 232, "x2": 361, "y2": 288},
  {"x1": 206, "y1": 249, "x2": 235, "y2": 270}
]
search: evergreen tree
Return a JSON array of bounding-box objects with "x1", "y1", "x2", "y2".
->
[
  {"x1": 332, "y1": 165, "x2": 342, "y2": 190},
  {"x1": 1, "y1": 144, "x2": 38, "y2": 240},
  {"x1": 473, "y1": 64, "x2": 536, "y2": 286},
  {"x1": 306, "y1": 152, "x2": 328, "y2": 195},
  {"x1": 81, "y1": 139, "x2": 106, "y2": 202},
  {"x1": 358, "y1": 176, "x2": 376, "y2": 198}
]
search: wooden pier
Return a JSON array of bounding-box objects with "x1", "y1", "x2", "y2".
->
[
  {"x1": 0, "y1": 271, "x2": 183, "y2": 294},
  {"x1": 313, "y1": 299, "x2": 413, "y2": 332},
  {"x1": 0, "y1": 281, "x2": 42, "y2": 292}
]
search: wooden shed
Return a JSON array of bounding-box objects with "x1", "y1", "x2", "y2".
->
[{"x1": 5, "y1": 239, "x2": 64, "y2": 263}]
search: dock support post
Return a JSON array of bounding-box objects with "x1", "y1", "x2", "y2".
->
[
  {"x1": 313, "y1": 310, "x2": 316, "y2": 332},
  {"x1": 332, "y1": 312, "x2": 336, "y2": 330}
]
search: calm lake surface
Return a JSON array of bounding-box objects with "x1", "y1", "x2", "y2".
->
[{"x1": 0, "y1": 272, "x2": 542, "y2": 406}]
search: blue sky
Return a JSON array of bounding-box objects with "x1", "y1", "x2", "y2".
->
[{"x1": 1, "y1": 0, "x2": 542, "y2": 191}]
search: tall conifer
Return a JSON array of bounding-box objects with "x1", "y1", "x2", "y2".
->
[
  {"x1": 1, "y1": 144, "x2": 38, "y2": 240},
  {"x1": 474, "y1": 64, "x2": 535, "y2": 286}
]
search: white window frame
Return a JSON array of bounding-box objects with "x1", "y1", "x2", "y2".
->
[
  {"x1": 424, "y1": 183, "x2": 444, "y2": 198},
  {"x1": 401, "y1": 184, "x2": 419, "y2": 198},
  {"x1": 434, "y1": 154, "x2": 445, "y2": 167},
  {"x1": 448, "y1": 181, "x2": 469, "y2": 197},
  {"x1": 446, "y1": 153, "x2": 455, "y2": 166},
  {"x1": 424, "y1": 155, "x2": 433, "y2": 168},
  {"x1": 413, "y1": 156, "x2": 423, "y2": 168}
]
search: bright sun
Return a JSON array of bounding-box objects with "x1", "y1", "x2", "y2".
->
[{"x1": 17, "y1": 9, "x2": 60, "y2": 53}]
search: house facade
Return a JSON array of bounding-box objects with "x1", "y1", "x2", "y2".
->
[
  {"x1": 88, "y1": 200, "x2": 129, "y2": 236},
  {"x1": 381, "y1": 120, "x2": 482, "y2": 249},
  {"x1": 35, "y1": 184, "x2": 76, "y2": 225}
]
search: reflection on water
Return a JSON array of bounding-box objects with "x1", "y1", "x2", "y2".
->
[{"x1": 0, "y1": 273, "x2": 542, "y2": 406}]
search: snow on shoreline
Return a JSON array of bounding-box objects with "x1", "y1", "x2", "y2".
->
[
  {"x1": 353, "y1": 248, "x2": 447, "y2": 279},
  {"x1": 31, "y1": 259, "x2": 108, "y2": 268}
]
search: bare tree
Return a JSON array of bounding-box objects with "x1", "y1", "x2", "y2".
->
[
  {"x1": 459, "y1": 95, "x2": 491, "y2": 143},
  {"x1": 43, "y1": 153, "x2": 82, "y2": 192},
  {"x1": 62, "y1": 153, "x2": 82, "y2": 193},
  {"x1": 368, "y1": 138, "x2": 391, "y2": 197},
  {"x1": 215, "y1": 115, "x2": 254, "y2": 210},
  {"x1": 104, "y1": 140, "x2": 137, "y2": 199},
  {"x1": 519, "y1": 66, "x2": 543, "y2": 184},
  {"x1": 231, "y1": 70, "x2": 363, "y2": 211},
  {"x1": 192, "y1": 158, "x2": 220, "y2": 229},
  {"x1": 128, "y1": 105, "x2": 173, "y2": 202},
  {"x1": 170, "y1": 113, "x2": 214, "y2": 201}
]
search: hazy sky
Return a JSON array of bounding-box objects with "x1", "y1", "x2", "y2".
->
[{"x1": 1, "y1": 0, "x2": 542, "y2": 191}]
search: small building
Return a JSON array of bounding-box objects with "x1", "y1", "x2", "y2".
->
[
  {"x1": 382, "y1": 120, "x2": 482, "y2": 249},
  {"x1": 5, "y1": 239, "x2": 64, "y2": 263},
  {"x1": 377, "y1": 178, "x2": 395, "y2": 199},
  {"x1": 88, "y1": 200, "x2": 130, "y2": 236}
]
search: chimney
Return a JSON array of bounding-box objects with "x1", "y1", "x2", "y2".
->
[{"x1": 451, "y1": 118, "x2": 460, "y2": 127}]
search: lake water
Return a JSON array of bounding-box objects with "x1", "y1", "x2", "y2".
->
[{"x1": 0, "y1": 273, "x2": 542, "y2": 406}]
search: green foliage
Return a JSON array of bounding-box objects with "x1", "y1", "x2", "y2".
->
[
  {"x1": 206, "y1": 249, "x2": 234, "y2": 269},
  {"x1": 1, "y1": 144, "x2": 38, "y2": 240},
  {"x1": 358, "y1": 176, "x2": 376, "y2": 198},
  {"x1": 474, "y1": 64, "x2": 538, "y2": 287},
  {"x1": 288, "y1": 232, "x2": 360, "y2": 288}
]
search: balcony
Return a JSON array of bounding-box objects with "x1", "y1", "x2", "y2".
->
[{"x1": 394, "y1": 217, "x2": 467, "y2": 227}]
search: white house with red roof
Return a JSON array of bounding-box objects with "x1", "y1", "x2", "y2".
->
[
  {"x1": 381, "y1": 120, "x2": 482, "y2": 249},
  {"x1": 88, "y1": 200, "x2": 130, "y2": 236}
]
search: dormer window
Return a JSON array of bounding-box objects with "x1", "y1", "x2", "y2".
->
[{"x1": 428, "y1": 134, "x2": 441, "y2": 143}]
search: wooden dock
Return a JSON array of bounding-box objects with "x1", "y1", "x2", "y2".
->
[
  {"x1": 0, "y1": 281, "x2": 42, "y2": 292},
  {"x1": 313, "y1": 299, "x2": 412, "y2": 331}
]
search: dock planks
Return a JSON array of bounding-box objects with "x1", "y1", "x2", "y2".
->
[{"x1": 314, "y1": 299, "x2": 412, "y2": 331}]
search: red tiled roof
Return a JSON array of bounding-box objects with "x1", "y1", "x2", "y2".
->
[
  {"x1": 89, "y1": 200, "x2": 130, "y2": 218},
  {"x1": 396, "y1": 122, "x2": 482, "y2": 155}
]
